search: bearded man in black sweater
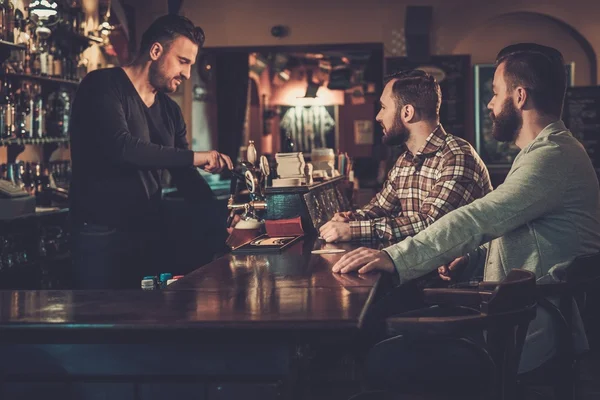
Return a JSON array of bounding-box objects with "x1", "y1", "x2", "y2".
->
[{"x1": 69, "y1": 15, "x2": 231, "y2": 289}]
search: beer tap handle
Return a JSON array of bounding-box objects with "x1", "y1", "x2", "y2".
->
[{"x1": 226, "y1": 170, "x2": 245, "y2": 228}]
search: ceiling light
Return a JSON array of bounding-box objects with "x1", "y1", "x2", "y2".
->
[{"x1": 29, "y1": 0, "x2": 58, "y2": 20}]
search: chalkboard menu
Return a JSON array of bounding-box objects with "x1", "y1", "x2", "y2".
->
[
  {"x1": 563, "y1": 86, "x2": 600, "y2": 178},
  {"x1": 386, "y1": 55, "x2": 470, "y2": 138}
]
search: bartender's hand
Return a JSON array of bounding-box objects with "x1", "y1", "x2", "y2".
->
[
  {"x1": 438, "y1": 255, "x2": 469, "y2": 281},
  {"x1": 319, "y1": 221, "x2": 351, "y2": 242},
  {"x1": 332, "y1": 247, "x2": 395, "y2": 274},
  {"x1": 331, "y1": 211, "x2": 355, "y2": 222},
  {"x1": 193, "y1": 151, "x2": 233, "y2": 173}
]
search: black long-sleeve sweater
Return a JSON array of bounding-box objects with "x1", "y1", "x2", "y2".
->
[{"x1": 69, "y1": 67, "x2": 213, "y2": 229}]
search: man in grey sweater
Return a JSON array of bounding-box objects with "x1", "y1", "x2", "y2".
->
[{"x1": 332, "y1": 43, "x2": 600, "y2": 373}]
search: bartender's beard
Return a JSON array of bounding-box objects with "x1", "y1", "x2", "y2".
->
[
  {"x1": 490, "y1": 97, "x2": 522, "y2": 142},
  {"x1": 149, "y1": 57, "x2": 179, "y2": 93},
  {"x1": 382, "y1": 116, "x2": 409, "y2": 147}
]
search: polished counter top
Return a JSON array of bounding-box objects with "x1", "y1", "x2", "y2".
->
[
  {"x1": 169, "y1": 236, "x2": 381, "y2": 291},
  {"x1": 0, "y1": 237, "x2": 386, "y2": 343}
]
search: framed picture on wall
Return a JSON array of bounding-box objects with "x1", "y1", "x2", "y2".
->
[
  {"x1": 279, "y1": 105, "x2": 338, "y2": 154},
  {"x1": 474, "y1": 63, "x2": 575, "y2": 167}
]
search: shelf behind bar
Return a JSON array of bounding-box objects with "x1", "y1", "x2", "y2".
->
[
  {"x1": 0, "y1": 40, "x2": 27, "y2": 51},
  {"x1": 0, "y1": 137, "x2": 70, "y2": 146},
  {"x1": 0, "y1": 72, "x2": 80, "y2": 87}
]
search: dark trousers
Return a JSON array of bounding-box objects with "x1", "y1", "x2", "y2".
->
[{"x1": 71, "y1": 223, "x2": 164, "y2": 290}]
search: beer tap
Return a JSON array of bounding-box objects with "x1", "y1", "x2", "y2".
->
[{"x1": 226, "y1": 142, "x2": 269, "y2": 229}]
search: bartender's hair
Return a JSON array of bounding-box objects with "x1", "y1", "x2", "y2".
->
[
  {"x1": 384, "y1": 70, "x2": 441, "y2": 121},
  {"x1": 139, "y1": 14, "x2": 205, "y2": 56},
  {"x1": 496, "y1": 43, "x2": 566, "y2": 118}
]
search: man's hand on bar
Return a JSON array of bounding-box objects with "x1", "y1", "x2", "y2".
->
[
  {"x1": 332, "y1": 247, "x2": 395, "y2": 274},
  {"x1": 319, "y1": 221, "x2": 351, "y2": 242},
  {"x1": 193, "y1": 150, "x2": 233, "y2": 173}
]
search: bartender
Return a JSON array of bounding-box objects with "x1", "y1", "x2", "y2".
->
[{"x1": 69, "y1": 15, "x2": 232, "y2": 289}]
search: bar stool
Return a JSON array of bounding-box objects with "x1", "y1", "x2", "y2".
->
[
  {"x1": 348, "y1": 269, "x2": 537, "y2": 400},
  {"x1": 516, "y1": 252, "x2": 600, "y2": 400}
]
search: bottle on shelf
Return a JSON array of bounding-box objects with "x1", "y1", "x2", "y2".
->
[
  {"x1": 0, "y1": 0, "x2": 6, "y2": 42},
  {"x1": 2, "y1": 79, "x2": 16, "y2": 139},
  {"x1": 15, "y1": 83, "x2": 31, "y2": 138},
  {"x1": 31, "y1": 51, "x2": 41, "y2": 76},
  {"x1": 21, "y1": 162, "x2": 34, "y2": 195},
  {"x1": 47, "y1": 45, "x2": 55, "y2": 78},
  {"x1": 22, "y1": 83, "x2": 34, "y2": 138},
  {"x1": 46, "y1": 88, "x2": 70, "y2": 138},
  {"x1": 14, "y1": 16, "x2": 27, "y2": 46},
  {"x1": 23, "y1": 48, "x2": 31, "y2": 75},
  {"x1": 0, "y1": 0, "x2": 15, "y2": 43},
  {"x1": 52, "y1": 47, "x2": 63, "y2": 78},
  {"x1": 39, "y1": 41, "x2": 49, "y2": 77},
  {"x1": 33, "y1": 163, "x2": 51, "y2": 206},
  {"x1": 32, "y1": 84, "x2": 44, "y2": 138},
  {"x1": 0, "y1": 78, "x2": 9, "y2": 139}
]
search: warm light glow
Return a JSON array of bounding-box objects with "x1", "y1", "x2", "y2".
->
[{"x1": 270, "y1": 78, "x2": 344, "y2": 106}]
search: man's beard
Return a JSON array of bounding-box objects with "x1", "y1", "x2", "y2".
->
[
  {"x1": 149, "y1": 58, "x2": 177, "y2": 93},
  {"x1": 382, "y1": 117, "x2": 409, "y2": 147},
  {"x1": 491, "y1": 98, "x2": 522, "y2": 142}
]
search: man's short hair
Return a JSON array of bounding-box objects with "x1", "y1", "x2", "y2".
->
[
  {"x1": 496, "y1": 43, "x2": 566, "y2": 118},
  {"x1": 139, "y1": 14, "x2": 205, "y2": 56},
  {"x1": 384, "y1": 70, "x2": 441, "y2": 121}
]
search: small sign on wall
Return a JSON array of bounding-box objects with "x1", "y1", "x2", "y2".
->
[{"x1": 354, "y1": 120, "x2": 374, "y2": 145}]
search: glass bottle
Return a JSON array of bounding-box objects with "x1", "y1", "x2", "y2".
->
[
  {"x1": 32, "y1": 84, "x2": 44, "y2": 138},
  {"x1": 0, "y1": 79, "x2": 8, "y2": 139},
  {"x1": 3, "y1": 80, "x2": 16, "y2": 139},
  {"x1": 3, "y1": 0, "x2": 14, "y2": 43}
]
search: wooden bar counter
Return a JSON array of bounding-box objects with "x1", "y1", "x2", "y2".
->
[{"x1": 0, "y1": 236, "x2": 388, "y2": 400}]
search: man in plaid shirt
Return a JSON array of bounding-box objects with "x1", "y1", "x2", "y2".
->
[{"x1": 320, "y1": 70, "x2": 492, "y2": 243}]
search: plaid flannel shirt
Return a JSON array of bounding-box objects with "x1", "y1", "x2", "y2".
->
[{"x1": 349, "y1": 126, "x2": 492, "y2": 242}]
